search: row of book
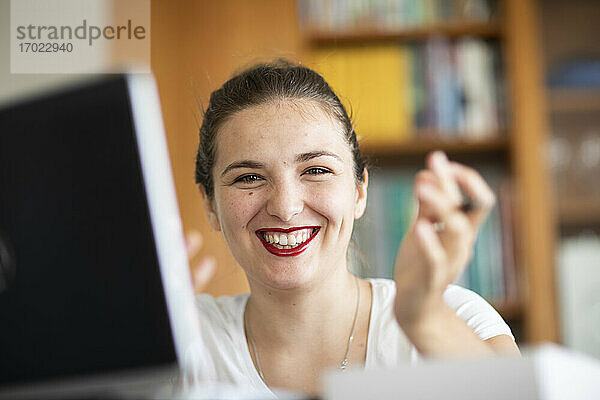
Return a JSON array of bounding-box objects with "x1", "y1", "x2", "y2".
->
[
  {"x1": 298, "y1": 0, "x2": 497, "y2": 33},
  {"x1": 310, "y1": 38, "x2": 505, "y2": 141},
  {"x1": 349, "y1": 168, "x2": 519, "y2": 305}
]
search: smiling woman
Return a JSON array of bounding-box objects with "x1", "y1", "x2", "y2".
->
[{"x1": 191, "y1": 60, "x2": 520, "y2": 397}]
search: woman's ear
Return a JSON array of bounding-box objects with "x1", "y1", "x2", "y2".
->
[
  {"x1": 354, "y1": 168, "x2": 368, "y2": 219},
  {"x1": 199, "y1": 186, "x2": 221, "y2": 231}
]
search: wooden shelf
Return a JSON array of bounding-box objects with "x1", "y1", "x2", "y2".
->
[
  {"x1": 548, "y1": 88, "x2": 600, "y2": 112},
  {"x1": 492, "y1": 300, "x2": 523, "y2": 320},
  {"x1": 359, "y1": 135, "x2": 510, "y2": 166},
  {"x1": 360, "y1": 134, "x2": 508, "y2": 155},
  {"x1": 306, "y1": 21, "x2": 502, "y2": 45},
  {"x1": 557, "y1": 195, "x2": 600, "y2": 225}
]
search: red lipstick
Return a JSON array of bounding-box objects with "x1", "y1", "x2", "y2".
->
[{"x1": 255, "y1": 226, "x2": 320, "y2": 257}]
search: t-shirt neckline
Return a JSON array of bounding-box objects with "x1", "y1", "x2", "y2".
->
[
  {"x1": 238, "y1": 294, "x2": 275, "y2": 395},
  {"x1": 237, "y1": 279, "x2": 378, "y2": 392}
]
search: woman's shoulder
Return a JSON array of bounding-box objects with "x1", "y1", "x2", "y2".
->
[
  {"x1": 366, "y1": 278, "x2": 396, "y2": 302},
  {"x1": 442, "y1": 284, "x2": 515, "y2": 341},
  {"x1": 190, "y1": 293, "x2": 264, "y2": 388},
  {"x1": 363, "y1": 278, "x2": 414, "y2": 366},
  {"x1": 366, "y1": 278, "x2": 496, "y2": 308},
  {"x1": 195, "y1": 292, "x2": 250, "y2": 330},
  {"x1": 442, "y1": 283, "x2": 502, "y2": 315},
  {"x1": 366, "y1": 279, "x2": 513, "y2": 340},
  {"x1": 443, "y1": 283, "x2": 489, "y2": 304}
]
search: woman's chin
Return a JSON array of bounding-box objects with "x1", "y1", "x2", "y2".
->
[{"x1": 254, "y1": 265, "x2": 319, "y2": 292}]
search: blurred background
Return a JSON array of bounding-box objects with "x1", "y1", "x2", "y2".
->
[{"x1": 1, "y1": 0, "x2": 599, "y2": 359}]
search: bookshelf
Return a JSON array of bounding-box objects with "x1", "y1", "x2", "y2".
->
[
  {"x1": 306, "y1": 21, "x2": 501, "y2": 44},
  {"x1": 539, "y1": 0, "x2": 600, "y2": 355},
  {"x1": 541, "y1": 0, "x2": 600, "y2": 234},
  {"x1": 557, "y1": 196, "x2": 600, "y2": 227},
  {"x1": 548, "y1": 88, "x2": 600, "y2": 113},
  {"x1": 150, "y1": 0, "x2": 557, "y2": 344},
  {"x1": 299, "y1": 0, "x2": 557, "y2": 343}
]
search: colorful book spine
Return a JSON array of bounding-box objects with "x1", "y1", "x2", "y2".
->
[{"x1": 498, "y1": 179, "x2": 519, "y2": 303}]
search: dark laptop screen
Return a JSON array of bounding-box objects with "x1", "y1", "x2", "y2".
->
[{"x1": 0, "y1": 76, "x2": 177, "y2": 385}]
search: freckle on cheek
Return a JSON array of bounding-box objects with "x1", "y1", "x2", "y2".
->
[{"x1": 249, "y1": 192, "x2": 253, "y2": 196}]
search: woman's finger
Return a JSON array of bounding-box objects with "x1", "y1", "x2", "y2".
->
[
  {"x1": 416, "y1": 181, "x2": 455, "y2": 223},
  {"x1": 414, "y1": 169, "x2": 439, "y2": 217},
  {"x1": 192, "y1": 256, "x2": 216, "y2": 293},
  {"x1": 427, "y1": 151, "x2": 462, "y2": 207},
  {"x1": 416, "y1": 181, "x2": 475, "y2": 252},
  {"x1": 449, "y1": 162, "x2": 496, "y2": 227},
  {"x1": 415, "y1": 169, "x2": 439, "y2": 188},
  {"x1": 185, "y1": 230, "x2": 203, "y2": 259},
  {"x1": 414, "y1": 220, "x2": 448, "y2": 289}
]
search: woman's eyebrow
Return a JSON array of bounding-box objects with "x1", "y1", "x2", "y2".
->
[
  {"x1": 220, "y1": 160, "x2": 264, "y2": 177},
  {"x1": 295, "y1": 151, "x2": 342, "y2": 163}
]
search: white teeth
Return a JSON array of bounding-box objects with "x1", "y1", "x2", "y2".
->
[{"x1": 260, "y1": 228, "x2": 317, "y2": 249}]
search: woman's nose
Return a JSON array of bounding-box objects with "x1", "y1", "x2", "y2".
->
[{"x1": 265, "y1": 182, "x2": 304, "y2": 222}]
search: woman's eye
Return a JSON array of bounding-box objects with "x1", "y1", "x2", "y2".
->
[
  {"x1": 304, "y1": 167, "x2": 331, "y2": 175},
  {"x1": 234, "y1": 174, "x2": 263, "y2": 184}
]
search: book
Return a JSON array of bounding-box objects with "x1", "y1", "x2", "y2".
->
[
  {"x1": 498, "y1": 179, "x2": 518, "y2": 304},
  {"x1": 311, "y1": 45, "x2": 414, "y2": 142},
  {"x1": 456, "y1": 38, "x2": 499, "y2": 137}
]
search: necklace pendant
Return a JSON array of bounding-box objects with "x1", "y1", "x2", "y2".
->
[{"x1": 340, "y1": 358, "x2": 349, "y2": 371}]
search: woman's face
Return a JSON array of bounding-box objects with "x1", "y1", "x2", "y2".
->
[{"x1": 204, "y1": 100, "x2": 367, "y2": 291}]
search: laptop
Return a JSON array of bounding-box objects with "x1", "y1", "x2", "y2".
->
[
  {"x1": 323, "y1": 343, "x2": 600, "y2": 400},
  {"x1": 0, "y1": 75, "x2": 202, "y2": 399}
]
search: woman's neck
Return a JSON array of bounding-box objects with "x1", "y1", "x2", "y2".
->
[{"x1": 245, "y1": 267, "x2": 360, "y2": 348}]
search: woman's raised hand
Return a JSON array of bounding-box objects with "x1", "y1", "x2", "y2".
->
[
  {"x1": 393, "y1": 151, "x2": 496, "y2": 328},
  {"x1": 185, "y1": 230, "x2": 216, "y2": 293}
]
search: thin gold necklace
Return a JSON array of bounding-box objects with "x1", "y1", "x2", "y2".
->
[{"x1": 245, "y1": 275, "x2": 361, "y2": 382}]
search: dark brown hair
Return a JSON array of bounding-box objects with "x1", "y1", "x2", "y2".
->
[{"x1": 195, "y1": 59, "x2": 366, "y2": 198}]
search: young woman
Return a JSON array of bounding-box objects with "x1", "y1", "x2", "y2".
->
[{"x1": 190, "y1": 60, "x2": 520, "y2": 397}]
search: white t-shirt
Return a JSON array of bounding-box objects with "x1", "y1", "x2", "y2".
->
[{"x1": 191, "y1": 279, "x2": 514, "y2": 397}]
